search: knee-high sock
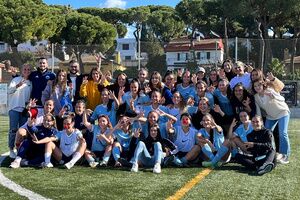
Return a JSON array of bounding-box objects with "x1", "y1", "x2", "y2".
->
[
  {"x1": 112, "y1": 146, "x2": 121, "y2": 161},
  {"x1": 202, "y1": 144, "x2": 214, "y2": 161},
  {"x1": 211, "y1": 145, "x2": 229, "y2": 165}
]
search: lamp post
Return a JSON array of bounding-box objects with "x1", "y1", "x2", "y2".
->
[{"x1": 110, "y1": 59, "x2": 114, "y2": 77}]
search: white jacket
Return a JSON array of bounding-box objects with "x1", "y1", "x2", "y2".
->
[{"x1": 8, "y1": 76, "x2": 32, "y2": 111}]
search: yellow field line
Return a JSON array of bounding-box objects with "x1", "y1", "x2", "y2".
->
[{"x1": 166, "y1": 168, "x2": 212, "y2": 200}]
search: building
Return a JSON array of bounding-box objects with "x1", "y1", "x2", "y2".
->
[
  {"x1": 115, "y1": 38, "x2": 148, "y2": 67},
  {"x1": 165, "y1": 37, "x2": 224, "y2": 70}
]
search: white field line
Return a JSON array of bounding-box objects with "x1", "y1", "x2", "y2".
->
[{"x1": 0, "y1": 152, "x2": 51, "y2": 200}]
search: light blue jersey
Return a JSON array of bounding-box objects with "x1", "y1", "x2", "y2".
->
[
  {"x1": 213, "y1": 89, "x2": 233, "y2": 116},
  {"x1": 91, "y1": 103, "x2": 117, "y2": 126},
  {"x1": 143, "y1": 105, "x2": 170, "y2": 123},
  {"x1": 176, "y1": 84, "x2": 195, "y2": 103},
  {"x1": 91, "y1": 125, "x2": 111, "y2": 152},
  {"x1": 172, "y1": 126, "x2": 199, "y2": 153},
  {"x1": 193, "y1": 92, "x2": 214, "y2": 109},
  {"x1": 199, "y1": 128, "x2": 224, "y2": 151},
  {"x1": 113, "y1": 129, "x2": 132, "y2": 151},
  {"x1": 122, "y1": 92, "x2": 150, "y2": 114},
  {"x1": 233, "y1": 123, "x2": 253, "y2": 142}
]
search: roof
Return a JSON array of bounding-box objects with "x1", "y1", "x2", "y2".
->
[
  {"x1": 285, "y1": 56, "x2": 300, "y2": 64},
  {"x1": 165, "y1": 37, "x2": 224, "y2": 52}
]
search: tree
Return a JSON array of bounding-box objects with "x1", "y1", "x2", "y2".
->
[
  {"x1": 77, "y1": 7, "x2": 128, "y2": 38},
  {"x1": 0, "y1": 0, "x2": 64, "y2": 47},
  {"x1": 147, "y1": 8, "x2": 185, "y2": 42},
  {"x1": 56, "y1": 12, "x2": 117, "y2": 72}
]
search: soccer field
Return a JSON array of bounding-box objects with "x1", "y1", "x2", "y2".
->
[{"x1": 0, "y1": 115, "x2": 299, "y2": 200}]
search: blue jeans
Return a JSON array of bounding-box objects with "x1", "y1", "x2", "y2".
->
[
  {"x1": 265, "y1": 114, "x2": 290, "y2": 156},
  {"x1": 9, "y1": 110, "x2": 27, "y2": 149},
  {"x1": 132, "y1": 141, "x2": 164, "y2": 167}
]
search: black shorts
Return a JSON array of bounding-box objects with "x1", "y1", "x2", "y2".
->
[{"x1": 61, "y1": 153, "x2": 73, "y2": 163}]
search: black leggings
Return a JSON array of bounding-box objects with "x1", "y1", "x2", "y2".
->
[{"x1": 235, "y1": 150, "x2": 276, "y2": 170}]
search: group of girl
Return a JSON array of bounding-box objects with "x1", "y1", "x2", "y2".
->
[{"x1": 8, "y1": 59, "x2": 290, "y2": 175}]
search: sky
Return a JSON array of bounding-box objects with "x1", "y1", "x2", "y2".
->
[{"x1": 43, "y1": 0, "x2": 181, "y2": 9}]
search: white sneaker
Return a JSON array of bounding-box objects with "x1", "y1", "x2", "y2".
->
[
  {"x1": 64, "y1": 161, "x2": 75, "y2": 169},
  {"x1": 276, "y1": 153, "x2": 283, "y2": 162},
  {"x1": 131, "y1": 163, "x2": 138, "y2": 172},
  {"x1": 89, "y1": 161, "x2": 99, "y2": 168},
  {"x1": 278, "y1": 155, "x2": 289, "y2": 164},
  {"x1": 99, "y1": 160, "x2": 108, "y2": 167},
  {"x1": 9, "y1": 160, "x2": 21, "y2": 169},
  {"x1": 153, "y1": 163, "x2": 161, "y2": 174},
  {"x1": 9, "y1": 150, "x2": 17, "y2": 159},
  {"x1": 42, "y1": 162, "x2": 54, "y2": 168}
]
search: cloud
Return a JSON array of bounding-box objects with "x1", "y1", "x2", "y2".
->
[{"x1": 100, "y1": 0, "x2": 127, "y2": 9}]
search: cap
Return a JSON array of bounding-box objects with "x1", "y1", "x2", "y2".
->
[{"x1": 198, "y1": 67, "x2": 206, "y2": 73}]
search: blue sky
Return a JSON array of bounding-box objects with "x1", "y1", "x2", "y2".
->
[{"x1": 44, "y1": 0, "x2": 181, "y2": 9}]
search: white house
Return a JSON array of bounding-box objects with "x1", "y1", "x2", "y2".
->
[
  {"x1": 115, "y1": 38, "x2": 148, "y2": 67},
  {"x1": 165, "y1": 37, "x2": 224, "y2": 70},
  {"x1": 0, "y1": 42, "x2": 9, "y2": 53}
]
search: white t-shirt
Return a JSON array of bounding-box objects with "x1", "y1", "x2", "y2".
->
[{"x1": 56, "y1": 129, "x2": 82, "y2": 157}]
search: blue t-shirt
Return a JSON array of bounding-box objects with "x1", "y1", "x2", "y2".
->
[
  {"x1": 91, "y1": 102, "x2": 117, "y2": 126},
  {"x1": 213, "y1": 89, "x2": 233, "y2": 116},
  {"x1": 113, "y1": 129, "x2": 132, "y2": 151},
  {"x1": 29, "y1": 70, "x2": 56, "y2": 105},
  {"x1": 233, "y1": 123, "x2": 253, "y2": 142},
  {"x1": 199, "y1": 128, "x2": 224, "y2": 151},
  {"x1": 176, "y1": 84, "x2": 195, "y2": 103},
  {"x1": 91, "y1": 125, "x2": 111, "y2": 152},
  {"x1": 193, "y1": 92, "x2": 214, "y2": 108},
  {"x1": 143, "y1": 105, "x2": 170, "y2": 123},
  {"x1": 122, "y1": 92, "x2": 150, "y2": 114}
]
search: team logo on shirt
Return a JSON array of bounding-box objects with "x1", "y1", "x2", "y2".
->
[
  {"x1": 182, "y1": 139, "x2": 189, "y2": 143},
  {"x1": 46, "y1": 75, "x2": 50, "y2": 80}
]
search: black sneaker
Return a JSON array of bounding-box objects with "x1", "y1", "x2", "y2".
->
[
  {"x1": 257, "y1": 163, "x2": 274, "y2": 175},
  {"x1": 163, "y1": 155, "x2": 175, "y2": 166}
]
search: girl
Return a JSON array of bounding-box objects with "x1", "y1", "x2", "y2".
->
[
  {"x1": 15, "y1": 99, "x2": 55, "y2": 149},
  {"x1": 235, "y1": 115, "x2": 276, "y2": 175},
  {"x1": 162, "y1": 71, "x2": 176, "y2": 106},
  {"x1": 208, "y1": 69, "x2": 219, "y2": 88},
  {"x1": 110, "y1": 115, "x2": 141, "y2": 167},
  {"x1": 230, "y1": 83, "x2": 256, "y2": 119},
  {"x1": 149, "y1": 71, "x2": 164, "y2": 94},
  {"x1": 80, "y1": 67, "x2": 109, "y2": 110},
  {"x1": 118, "y1": 78, "x2": 149, "y2": 116},
  {"x1": 42, "y1": 114, "x2": 86, "y2": 169},
  {"x1": 198, "y1": 114, "x2": 229, "y2": 168},
  {"x1": 91, "y1": 88, "x2": 119, "y2": 126},
  {"x1": 221, "y1": 59, "x2": 235, "y2": 81},
  {"x1": 83, "y1": 112, "x2": 114, "y2": 168},
  {"x1": 192, "y1": 81, "x2": 214, "y2": 108},
  {"x1": 168, "y1": 91, "x2": 187, "y2": 127},
  {"x1": 138, "y1": 68, "x2": 149, "y2": 91},
  {"x1": 167, "y1": 113, "x2": 201, "y2": 167},
  {"x1": 176, "y1": 70, "x2": 195, "y2": 103},
  {"x1": 10, "y1": 113, "x2": 57, "y2": 168},
  {"x1": 7, "y1": 63, "x2": 32, "y2": 158},
  {"x1": 253, "y1": 79, "x2": 290, "y2": 164},
  {"x1": 131, "y1": 124, "x2": 170, "y2": 174},
  {"x1": 101, "y1": 72, "x2": 130, "y2": 96},
  {"x1": 213, "y1": 79, "x2": 233, "y2": 117},
  {"x1": 143, "y1": 90, "x2": 173, "y2": 123},
  {"x1": 42, "y1": 69, "x2": 73, "y2": 117}
]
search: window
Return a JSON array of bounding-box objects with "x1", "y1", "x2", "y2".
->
[
  {"x1": 122, "y1": 44, "x2": 129, "y2": 50},
  {"x1": 0, "y1": 43, "x2": 5, "y2": 51},
  {"x1": 207, "y1": 52, "x2": 211, "y2": 60},
  {"x1": 196, "y1": 52, "x2": 201, "y2": 60},
  {"x1": 177, "y1": 53, "x2": 181, "y2": 61},
  {"x1": 125, "y1": 56, "x2": 131, "y2": 60}
]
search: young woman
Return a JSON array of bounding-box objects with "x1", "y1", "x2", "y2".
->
[
  {"x1": 253, "y1": 79, "x2": 290, "y2": 164},
  {"x1": 167, "y1": 113, "x2": 201, "y2": 167},
  {"x1": 213, "y1": 79, "x2": 233, "y2": 118},
  {"x1": 90, "y1": 88, "x2": 119, "y2": 126},
  {"x1": 7, "y1": 63, "x2": 32, "y2": 158},
  {"x1": 110, "y1": 115, "x2": 140, "y2": 167},
  {"x1": 15, "y1": 99, "x2": 55, "y2": 149},
  {"x1": 83, "y1": 112, "x2": 114, "y2": 168},
  {"x1": 149, "y1": 71, "x2": 164, "y2": 94},
  {"x1": 131, "y1": 124, "x2": 170, "y2": 174},
  {"x1": 221, "y1": 59, "x2": 235, "y2": 81},
  {"x1": 192, "y1": 81, "x2": 214, "y2": 108},
  {"x1": 208, "y1": 69, "x2": 219, "y2": 88},
  {"x1": 42, "y1": 114, "x2": 86, "y2": 169},
  {"x1": 198, "y1": 114, "x2": 229, "y2": 168},
  {"x1": 234, "y1": 115, "x2": 276, "y2": 175},
  {"x1": 137, "y1": 68, "x2": 149, "y2": 91},
  {"x1": 101, "y1": 72, "x2": 130, "y2": 96},
  {"x1": 176, "y1": 70, "x2": 195, "y2": 103},
  {"x1": 80, "y1": 67, "x2": 109, "y2": 110},
  {"x1": 168, "y1": 91, "x2": 187, "y2": 127},
  {"x1": 118, "y1": 78, "x2": 149, "y2": 116},
  {"x1": 9, "y1": 113, "x2": 57, "y2": 168},
  {"x1": 230, "y1": 83, "x2": 256, "y2": 119},
  {"x1": 42, "y1": 69, "x2": 73, "y2": 117},
  {"x1": 162, "y1": 71, "x2": 176, "y2": 106}
]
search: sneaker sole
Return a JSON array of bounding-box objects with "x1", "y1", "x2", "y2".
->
[{"x1": 257, "y1": 164, "x2": 273, "y2": 175}]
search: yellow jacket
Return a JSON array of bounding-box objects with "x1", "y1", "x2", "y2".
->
[{"x1": 80, "y1": 80, "x2": 109, "y2": 110}]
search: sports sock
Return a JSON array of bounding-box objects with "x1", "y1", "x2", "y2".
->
[
  {"x1": 112, "y1": 147, "x2": 121, "y2": 161},
  {"x1": 212, "y1": 145, "x2": 229, "y2": 165},
  {"x1": 44, "y1": 152, "x2": 51, "y2": 163}
]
